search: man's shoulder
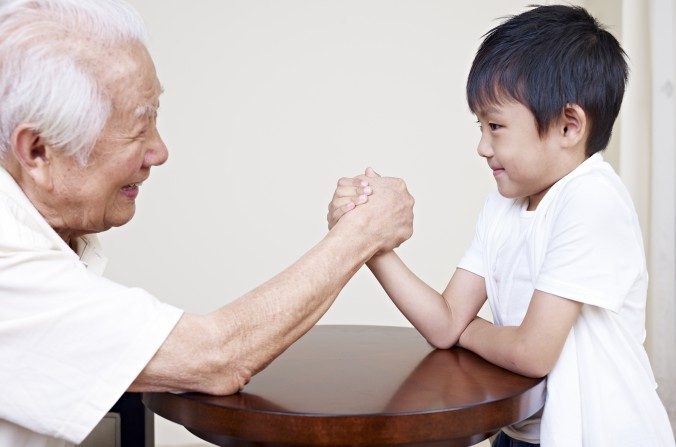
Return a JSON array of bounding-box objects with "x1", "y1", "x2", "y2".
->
[{"x1": 0, "y1": 192, "x2": 56, "y2": 251}]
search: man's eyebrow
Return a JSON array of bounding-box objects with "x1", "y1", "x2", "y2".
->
[
  {"x1": 134, "y1": 103, "x2": 159, "y2": 119},
  {"x1": 133, "y1": 85, "x2": 164, "y2": 119}
]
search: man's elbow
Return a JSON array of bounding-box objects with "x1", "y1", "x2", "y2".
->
[
  {"x1": 198, "y1": 343, "x2": 255, "y2": 395},
  {"x1": 194, "y1": 317, "x2": 256, "y2": 395},
  {"x1": 202, "y1": 367, "x2": 253, "y2": 395}
]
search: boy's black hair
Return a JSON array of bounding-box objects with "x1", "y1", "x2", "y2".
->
[{"x1": 467, "y1": 5, "x2": 628, "y2": 156}]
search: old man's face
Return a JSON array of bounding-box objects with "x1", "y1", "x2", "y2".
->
[{"x1": 47, "y1": 42, "x2": 168, "y2": 238}]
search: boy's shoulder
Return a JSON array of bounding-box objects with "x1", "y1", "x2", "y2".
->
[
  {"x1": 479, "y1": 155, "x2": 638, "y2": 227},
  {"x1": 548, "y1": 156, "x2": 637, "y2": 221}
]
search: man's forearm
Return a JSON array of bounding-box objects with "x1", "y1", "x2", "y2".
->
[
  {"x1": 206, "y1": 222, "x2": 378, "y2": 392},
  {"x1": 132, "y1": 175, "x2": 414, "y2": 394}
]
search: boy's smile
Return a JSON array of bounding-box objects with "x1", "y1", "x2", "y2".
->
[{"x1": 475, "y1": 100, "x2": 586, "y2": 210}]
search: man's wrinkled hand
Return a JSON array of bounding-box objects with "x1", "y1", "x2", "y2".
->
[
  {"x1": 331, "y1": 168, "x2": 414, "y2": 253},
  {"x1": 327, "y1": 175, "x2": 373, "y2": 230}
]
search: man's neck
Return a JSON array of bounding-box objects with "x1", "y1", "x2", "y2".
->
[{"x1": 2, "y1": 158, "x2": 79, "y2": 249}]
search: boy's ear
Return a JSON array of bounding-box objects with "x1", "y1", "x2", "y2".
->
[
  {"x1": 11, "y1": 124, "x2": 55, "y2": 191},
  {"x1": 559, "y1": 103, "x2": 587, "y2": 149}
]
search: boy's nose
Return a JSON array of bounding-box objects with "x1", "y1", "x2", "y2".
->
[{"x1": 476, "y1": 135, "x2": 493, "y2": 158}]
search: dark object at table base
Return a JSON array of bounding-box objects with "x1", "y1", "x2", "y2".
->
[{"x1": 110, "y1": 392, "x2": 154, "y2": 447}]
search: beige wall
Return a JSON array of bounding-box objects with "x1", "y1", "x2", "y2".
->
[{"x1": 100, "y1": 1, "x2": 672, "y2": 445}]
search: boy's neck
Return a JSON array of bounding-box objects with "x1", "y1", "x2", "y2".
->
[{"x1": 527, "y1": 152, "x2": 591, "y2": 211}]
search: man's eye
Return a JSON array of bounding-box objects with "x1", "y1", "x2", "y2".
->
[{"x1": 488, "y1": 123, "x2": 502, "y2": 131}]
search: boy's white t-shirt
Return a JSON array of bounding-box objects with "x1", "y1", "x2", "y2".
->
[
  {"x1": 458, "y1": 154, "x2": 675, "y2": 446},
  {"x1": 0, "y1": 167, "x2": 184, "y2": 446}
]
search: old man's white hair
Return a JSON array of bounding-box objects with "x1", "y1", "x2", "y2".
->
[{"x1": 0, "y1": 0, "x2": 148, "y2": 164}]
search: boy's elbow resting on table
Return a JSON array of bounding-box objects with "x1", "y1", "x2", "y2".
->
[
  {"x1": 425, "y1": 328, "x2": 463, "y2": 350},
  {"x1": 427, "y1": 339, "x2": 454, "y2": 350},
  {"x1": 509, "y1": 332, "x2": 559, "y2": 378}
]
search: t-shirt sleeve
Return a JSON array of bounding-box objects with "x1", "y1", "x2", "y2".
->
[
  {"x1": 534, "y1": 176, "x2": 645, "y2": 312},
  {"x1": 0, "y1": 246, "x2": 183, "y2": 444},
  {"x1": 457, "y1": 195, "x2": 489, "y2": 277}
]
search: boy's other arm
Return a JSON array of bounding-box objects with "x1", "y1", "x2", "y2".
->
[
  {"x1": 457, "y1": 290, "x2": 582, "y2": 378},
  {"x1": 367, "y1": 252, "x2": 487, "y2": 349}
]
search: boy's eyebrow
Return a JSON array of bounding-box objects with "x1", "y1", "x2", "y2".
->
[{"x1": 477, "y1": 106, "x2": 502, "y2": 117}]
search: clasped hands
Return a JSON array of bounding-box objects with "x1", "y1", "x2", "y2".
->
[{"x1": 327, "y1": 168, "x2": 415, "y2": 254}]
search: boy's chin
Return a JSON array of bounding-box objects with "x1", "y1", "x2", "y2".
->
[{"x1": 495, "y1": 186, "x2": 521, "y2": 199}]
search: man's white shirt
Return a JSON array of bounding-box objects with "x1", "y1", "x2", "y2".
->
[{"x1": 0, "y1": 167, "x2": 183, "y2": 446}]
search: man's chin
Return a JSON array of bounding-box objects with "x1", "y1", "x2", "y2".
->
[{"x1": 106, "y1": 206, "x2": 136, "y2": 230}]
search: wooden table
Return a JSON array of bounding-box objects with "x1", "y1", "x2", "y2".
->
[{"x1": 143, "y1": 325, "x2": 544, "y2": 446}]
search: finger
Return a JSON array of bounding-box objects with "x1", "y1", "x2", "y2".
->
[
  {"x1": 330, "y1": 201, "x2": 357, "y2": 224},
  {"x1": 329, "y1": 195, "x2": 369, "y2": 211},
  {"x1": 329, "y1": 197, "x2": 354, "y2": 211},
  {"x1": 365, "y1": 167, "x2": 381, "y2": 178},
  {"x1": 337, "y1": 177, "x2": 370, "y2": 188},
  {"x1": 333, "y1": 185, "x2": 373, "y2": 198}
]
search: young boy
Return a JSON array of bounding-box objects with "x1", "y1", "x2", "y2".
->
[{"x1": 328, "y1": 5, "x2": 674, "y2": 446}]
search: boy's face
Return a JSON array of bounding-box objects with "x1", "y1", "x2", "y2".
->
[{"x1": 475, "y1": 100, "x2": 581, "y2": 209}]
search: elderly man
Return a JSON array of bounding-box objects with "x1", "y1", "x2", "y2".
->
[{"x1": 0, "y1": 0, "x2": 414, "y2": 446}]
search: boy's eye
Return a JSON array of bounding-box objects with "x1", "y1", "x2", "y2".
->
[{"x1": 488, "y1": 123, "x2": 502, "y2": 131}]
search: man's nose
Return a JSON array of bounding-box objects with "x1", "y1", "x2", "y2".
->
[{"x1": 143, "y1": 132, "x2": 169, "y2": 167}]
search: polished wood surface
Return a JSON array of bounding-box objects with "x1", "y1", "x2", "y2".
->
[{"x1": 144, "y1": 325, "x2": 544, "y2": 446}]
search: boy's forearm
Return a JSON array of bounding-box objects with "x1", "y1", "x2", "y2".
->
[
  {"x1": 367, "y1": 251, "x2": 459, "y2": 348},
  {"x1": 458, "y1": 318, "x2": 548, "y2": 378},
  {"x1": 457, "y1": 290, "x2": 582, "y2": 379}
]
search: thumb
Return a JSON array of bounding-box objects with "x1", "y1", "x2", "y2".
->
[{"x1": 365, "y1": 167, "x2": 380, "y2": 178}]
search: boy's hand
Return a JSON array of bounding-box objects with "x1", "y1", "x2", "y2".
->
[{"x1": 327, "y1": 168, "x2": 379, "y2": 230}]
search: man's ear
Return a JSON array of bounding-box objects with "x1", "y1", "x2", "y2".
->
[
  {"x1": 11, "y1": 124, "x2": 54, "y2": 190},
  {"x1": 560, "y1": 103, "x2": 587, "y2": 149}
]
